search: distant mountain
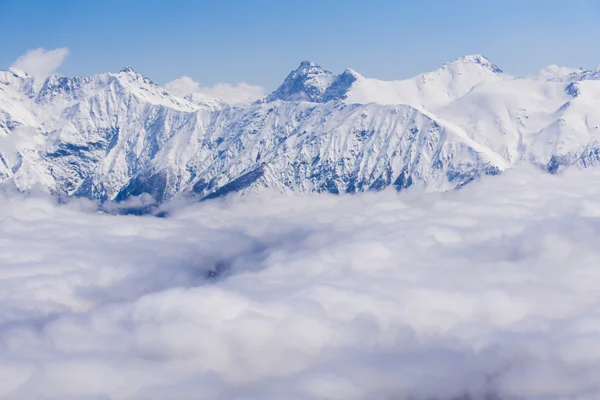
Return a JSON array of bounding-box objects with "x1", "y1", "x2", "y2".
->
[
  {"x1": 535, "y1": 64, "x2": 600, "y2": 82},
  {"x1": 0, "y1": 55, "x2": 600, "y2": 208}
]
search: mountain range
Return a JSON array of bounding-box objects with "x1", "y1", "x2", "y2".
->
[{"x1": 1, "y1": 55, "x2": 599, "y2": 207}]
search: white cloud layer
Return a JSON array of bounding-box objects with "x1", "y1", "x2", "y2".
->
[
  {"x1": 3, "y1": 167, "x2": 600, "y2": 398},
  {"x1": 10, "y1": 47, "x2": 70, "y2": 80},
  {"x1": 165, "y1": 75, "x2": 266, "y2": 106}
]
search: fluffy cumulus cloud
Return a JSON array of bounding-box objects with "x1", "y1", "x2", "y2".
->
[
  {"x1": 10, "y1": 47, "x2": 70, "y2": 80},
  {"x1": 4, "y1": 167, "x2": 600, "y2": 398},
  {"x1": 163, "y1": 75, "x2": 201, "y2": 96},
  {"x1": 165, "y1": 75, "x2": 266, "y2": 106}
]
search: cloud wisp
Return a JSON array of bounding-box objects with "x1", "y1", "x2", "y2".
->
[
  {"x1": 2, "y1": 167, "x2": 600, "y2": 399},
  {"x1": 10, "y1": 47, "x2": 70, "y2": 80},
  {"x1": 165, "y1": 75, "x2": 266, "y2": 106}
]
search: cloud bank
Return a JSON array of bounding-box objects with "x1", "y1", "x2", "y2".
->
[
  {"x1": 10, "y1": 47, "x2": 70, "y2": 80},
  {"x1": 165, "y1": 75, "x2": 266, "y2": 106},
  {"x1": 2, "y1": 167, "x2": 600, "y2": 399}
]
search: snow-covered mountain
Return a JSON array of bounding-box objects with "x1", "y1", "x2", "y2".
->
[
  {"x1": 0, "y1": 55, "x2": 599, "y2": 207},
  {"x1": 267, "y1": 55, "x2": 506, "y2": 108}
]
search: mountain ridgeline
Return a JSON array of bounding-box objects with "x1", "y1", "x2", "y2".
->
[{"x1": 1, "y1": 55, "x2": 600, "y2": 208}]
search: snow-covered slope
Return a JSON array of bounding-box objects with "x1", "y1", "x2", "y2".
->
[
  {"x1": 341, "y1": 55, "x2": 506, "y2": 108},
  {"x1": 436, "y1": 77, "x2": 600, "y2": 170},
  {"x1": 185, "y1": 92, "x2": 229, "y2": 111},
  {"x1": 0, "y1": 55, "x2": 599, "y2": 206},
  {"x1": 74, "y1": 100, "x2": 506, "y2": 203}
]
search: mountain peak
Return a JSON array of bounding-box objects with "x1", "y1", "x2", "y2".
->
[
  {"x1": 298, "y1": 60, "x2": 319, "y2": 69},
  {"x1": 115, "y1": 66, "x2": 161, "y2": 88},
  {"x1": 119, "y1": 66, "x2": 137, "y2": 74},
  {"x1": 266, "y1": 61, "x2": 335, "y2": 102},
  {"x1": 321, "y1": 68, "x2": 363, "y2": 102},
  {"x1": 445, "y1": 54, "x2": 503, "y2": 73},
  {"x1": 457, "y1": 54, "x2": 491, "y2": 63},
  {"x1": 291, "y1": 61, "x2": 329, "y2": 76},
  {"x1": 341, "y1": 68, "x2": 363, "y2": 79}
]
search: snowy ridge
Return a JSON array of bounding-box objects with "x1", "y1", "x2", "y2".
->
[
  {"x1": 0, "y1": 55, "x2": 600, "y2": 206},
  {"x1": 267, "y1": 54, "x2": 507, "y2": 108}
]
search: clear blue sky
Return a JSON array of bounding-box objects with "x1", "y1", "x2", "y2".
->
[{"x1": 1, "y1": 0, "x2": 599, "y2": 89}]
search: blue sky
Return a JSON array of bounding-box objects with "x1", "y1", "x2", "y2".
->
[{"x1": 1, "y1": 0, "x2": 600, "y2": 89}]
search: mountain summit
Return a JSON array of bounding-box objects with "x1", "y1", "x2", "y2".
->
[
  {"x1": 443, "y1": 54, "x2": 503, "y2": 73},
  {"x1": 266, "y1": 61, "x2": 335, "y2": 102}
]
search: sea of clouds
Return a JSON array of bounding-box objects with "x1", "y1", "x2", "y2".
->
[{"x1": 2, "y1": 166, "x2": 600, "y2": 399}]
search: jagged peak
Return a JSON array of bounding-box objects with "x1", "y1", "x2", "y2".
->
[
  {"x1": 114, "y1": 66, "x2": 160, "y2": 88},
  {"x1": 116, "y1": 66, "x2": 153, "y2": 80},
  {"x1": 266, "y1": 61, "x2": 368, "y2": 103},
  {"x1": 119, "y1": 66, "x2": 137, "y2": 74},
  {"x1": 298, "y1": 60, "x2": 320, "y2": 69},
  {"x1": 266, "y1": 61, "x2": 335, "y2": 102},
  {"x1": 290, "y1": 61, "x2": 331, "y2": 76},
  {"x1": 565, "y1": 82, "x2": 580, "y2": 97}
]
